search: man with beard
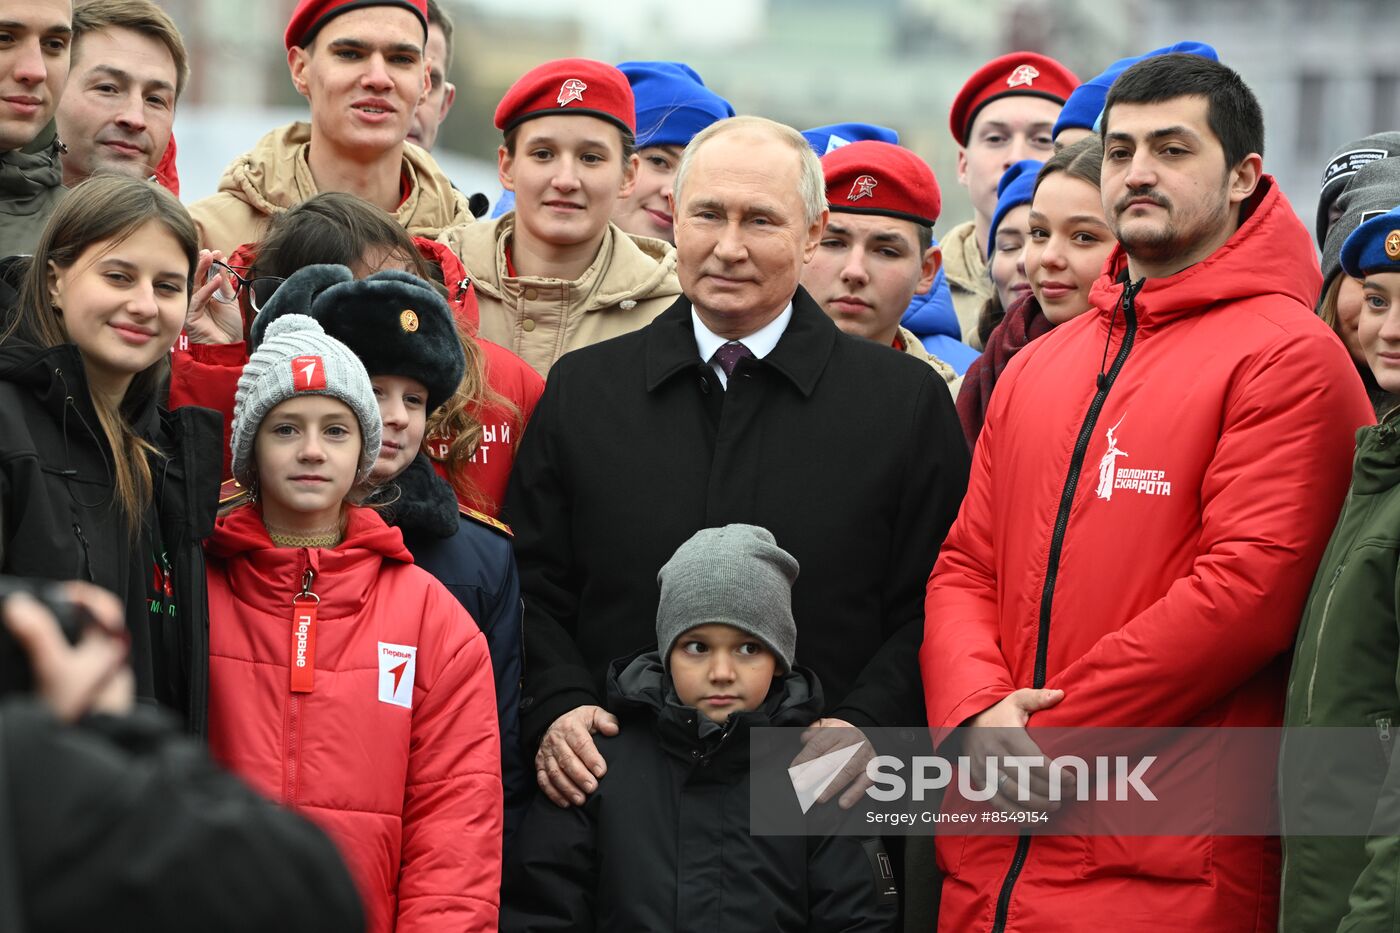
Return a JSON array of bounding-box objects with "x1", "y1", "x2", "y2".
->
[{"x1": 921, "y1": 54, "x2": 1372, "y2": 931}]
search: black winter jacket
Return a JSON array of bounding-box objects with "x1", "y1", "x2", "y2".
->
[
  {"x1": 501, "y1": 652, "x2": 899, "y2": 932},
  {"x1": 504, "y1": 289, "x2": 969, "y2": 746},
  {"x1": 0, "y1": 258, "x2": 221, "y2": 731},
  {"x1": 370, "y1": 452, "x2": 529, "y2": 845},
  {"x1": 0, "y1": 700, "x2": 364, "y2": 932}
]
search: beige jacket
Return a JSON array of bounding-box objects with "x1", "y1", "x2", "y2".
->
[
  {"x1": 446, "y1": 214, "x2": 681, "y2": 377},
  {"x1": 188, "y1": 121, "x2": 473, "y2": 257},
  {"x1": 940, "y1": 219, "x2": 992, "y2": 351},
  {"x1": 896, "y1": 326, "x2": 961, "y2": 398}
]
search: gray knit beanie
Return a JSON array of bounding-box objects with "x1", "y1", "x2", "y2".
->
[
  {"x1": 656, "y1": 524, "x2": 799, "y2": 672},
  {"x1": 229, "y1": 314, "x2": 383, "y2": 487},
  {"x1": 1317, "y1": 132, "x2": 1400, "y2": 248},
  {"x1": 1318, "y1": 157, "x2": 1400, "y2": 310}
]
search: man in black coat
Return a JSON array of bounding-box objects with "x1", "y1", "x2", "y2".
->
[{"x1": 505, "y1": 114, "x2": 969, "y2": 809}]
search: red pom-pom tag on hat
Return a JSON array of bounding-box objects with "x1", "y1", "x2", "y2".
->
[{"x1": 292, "y1": 356, "x2": 327, "y2": 392}]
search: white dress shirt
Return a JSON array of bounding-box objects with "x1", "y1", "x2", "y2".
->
[{"x1": 690, "y1": 302, "x2": 794, "y2": 389}]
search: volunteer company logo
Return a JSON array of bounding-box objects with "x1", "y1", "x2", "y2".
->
[
  {"x1": 1095, "y1": 416, "x2": 1172, "y2": 501},
  {"x1": 848, "y1": 174, "x2": 878, "y2": 202},
  {"x1": 557, "y1": 78, "x2": 587, "y2": 106},
  {"x1": 378, "y1": 642, "x2": 416, "y2": 708},
  {"x1": 1006, "y1": 64, "x2": 1040, "y2": 88}
]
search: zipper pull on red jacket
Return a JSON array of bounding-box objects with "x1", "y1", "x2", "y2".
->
[{"x1": 290, "y1": 568, "x2": 319, "y2": 693}]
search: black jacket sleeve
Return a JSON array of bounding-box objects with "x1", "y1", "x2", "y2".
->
[
  {"x1": 499, "y1": 791, "x2": 598, "y2": 932},
  {"x1": 504, "y1": 366, "x2": 608, "y2": 748},
  {"x1": 829, "y1": 373, "x2": 970, "y2": 729},
  {"x1": 479, "y1": 541, "x2": 531, "y2": 852},
  {"x1": 807, "y1": 834, "x2": 900, "y2": 932},
  {"x1": 1, "y1": 701, "x2": 364, "y2": 933}
]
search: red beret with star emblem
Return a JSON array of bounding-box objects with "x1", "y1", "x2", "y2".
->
[
  {"x1": 821, "y1": 141, "x2": 941, "y2": 228},
  {"x1": 284, "y1": 0, "x2": 427, "y2": 50},
  {"x1": 494, "y1": 58, "x2": 636, "y2": 136},
  {"x1": 949, "y1": 52, "x2": 1079, "y2": 147}
]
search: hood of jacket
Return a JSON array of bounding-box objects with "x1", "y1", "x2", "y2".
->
[
  {"x1": 0, "y1": 122, "x2": 64, "y2": 218},
  {"x1": 211, "y1": 121, "x2": 471, "y2": 237},
  {"x1": 206, "y1": 502, "x2": 414, "y2": 618},
  {"x1": 1087, "y1": 176, "x2": 1319, "y2": 333},
  {"x1": 900, "y1": 267, "x2": 962, "y2": 339},
  {"x1": 458, "y1": 213, "x2": 680, "y2": 312},
  {"x1": 605, "y1": 650, "x2": 823, "y2": 765},
  {"x1": 366, "y1": 452, "x2": 459, "y2": 540}
]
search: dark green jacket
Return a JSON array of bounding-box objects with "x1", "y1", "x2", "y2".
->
[
  {"x1": 0, "y1": 122, "x2": 65, "y2": 258},
  {"x1": 1282, "y1": 411, "x2": 1400, "y2": 931}
]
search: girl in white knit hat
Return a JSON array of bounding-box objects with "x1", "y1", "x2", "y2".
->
[{"x1": 204, "y1": 302, "x2": 504, "y2": 933}]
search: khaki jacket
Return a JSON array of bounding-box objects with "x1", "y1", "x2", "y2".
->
[
  {"x1": 940, "y1": 219, "x2": 992, "y2": 351},
  {"x1": 446, "y1": 214, "x2": 681, "y2": 377},
  {"x1": 895, "y1": 326, "x2": 961, "y2": 398},
  {"x1": 188, "y1": 122, "x2": 472, "y2": 257}
]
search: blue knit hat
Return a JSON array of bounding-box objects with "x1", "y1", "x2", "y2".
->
[
  {"x1": 988, "y1": 160, "x2": 1043, "y2": 256},
  {"x1": 1341, "y1": 205, "x2": 1400, "y2": 279},
  {"x1": 1051, "y1": 41, "x2": 1218, "y2": 139},
  {"x1": 802, "y1": 122, "x2": 898, "y2": 156},
  {"x1": 617, "y1": 61, "x2": 734, "y2": 149}
]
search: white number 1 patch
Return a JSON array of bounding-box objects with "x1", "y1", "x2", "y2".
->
[{"x1": 378, "y1": 642, "x2": 416, "y2": 708}]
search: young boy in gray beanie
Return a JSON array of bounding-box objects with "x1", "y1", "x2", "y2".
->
[{"x1": 502, "y1": 524, "x2": 897, "y2": 932}]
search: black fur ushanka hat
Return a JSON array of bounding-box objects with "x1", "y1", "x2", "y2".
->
[{"x1": 251, "y1": 264, "x2": 466, "y2": 412}]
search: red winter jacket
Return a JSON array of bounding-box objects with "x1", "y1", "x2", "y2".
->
[
  {"x1": 206, "y1": 504, "x2": 502, "y2": 933},
  {"x1": 921, "y1": 178, "x2": 1373, "y2": 932},
  {"x1": 167, "y1": 238, "x2": 543, "y2": 516}
]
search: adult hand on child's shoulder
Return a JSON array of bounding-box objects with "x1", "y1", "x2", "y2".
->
[
  {"x1": 536, "y1": 704, "x2": 619, "y2": 808},
  {"x1": 794, "y1": 717, "x2": 876, "y2": 810}
]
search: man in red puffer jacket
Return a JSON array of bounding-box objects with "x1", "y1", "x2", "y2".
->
[{"x1": 921, "y1": 53, "x2": 1373, "y2": 932}]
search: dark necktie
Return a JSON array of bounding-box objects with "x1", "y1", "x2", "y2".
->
[{"x1": 712, "y1": 340, "x2": 754, "y2": 379}]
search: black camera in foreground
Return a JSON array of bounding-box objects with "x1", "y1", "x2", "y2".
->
[{"x1": 0, "y1": 577, "x2": 89, "y2": 694}]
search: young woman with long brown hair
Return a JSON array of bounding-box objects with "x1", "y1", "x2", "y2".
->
[{"x1": 0, "y1": 175, "x2": 221, "y2": 725}]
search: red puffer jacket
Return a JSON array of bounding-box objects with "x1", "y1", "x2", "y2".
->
[
  {"x1": 168, "y1": 238, "x2": 543, "y2": 516},
  {"x1": 206, "y1": 504, "x2": 502, "y2": 933},
  {"x1": 921, "y1": 177, "x2": 1373, "y2": 932}
]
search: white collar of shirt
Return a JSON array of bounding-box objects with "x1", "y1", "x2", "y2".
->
[{"x1": 691, "y1": 302, "x2": 793, "y2": 389}]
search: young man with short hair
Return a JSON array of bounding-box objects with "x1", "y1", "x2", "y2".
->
[
  {"x1": 406, "y1": 0, "x2": 454, "y2": 151},
  {"x1": 801, "y1": 139, "x2": 959, "y2": 393},
  {"x1": 942, "y1": 52, "x2": 1077, "y2": 349},
  {"x1": 189, "y1": 0, "x2": 472, "y2": 258},
  {"x1": 56, "y1": 0, "x2": 186, "y2": 191},
  {"x1": 0, "y1": 0, "x2": 72, "y2": 256},
  {"x1": 923, "y1": 53, "x2": 1373, "y2": 930}
]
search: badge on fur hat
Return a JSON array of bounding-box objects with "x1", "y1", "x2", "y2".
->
[
  {"x1": 400, "y1": 309, "x2": 420, "y2": 333},
  {"x1": 557, "y1": 78, "x2": 587, "y2": 106},
  {"x1": 1387, "y1": 231, "x2": 1400, "y2": 260},
  {"x1": 849, "y1": 174, "x2": 878, "y2": 201},
  {"x1": 1007, "y1": 64, "x2": 1040, "y2": 88}
]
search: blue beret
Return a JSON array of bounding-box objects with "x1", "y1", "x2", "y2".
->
[
  {"x1": 1341, "y1": 204, "x2": 1400, "y2": 278},
  {"x1": 1052, "y1": 41, "x2": 1218, "y2": 139},
  {"x1": 988, "y1": 160, "x2": 1043, "y2": 256},
  {"x1": 802, "y1": 122, "x2": 899, "y2": 156},
  {"x1": 616, "y1": 61, "x2": 734, "y2": 149}
]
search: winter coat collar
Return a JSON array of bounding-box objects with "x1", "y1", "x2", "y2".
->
[
  {"x1": 0, "y1": 122, "x2": 64, "y2": 217},
  {"x1": 1087, "y1": 176, "x2": 1320, "y2": 332},
  {"x1": 606, "y1": 650, "x2": 823, "y2": 765},
  {"x1": 459, "y1": 212, "x2": 679, "y2": 313},
  {"x1": 206, "y1": 503, "x2": 414, "y2": 618},
  {"x1": 940, "y1": 219, "x2": 990, "y2": 296},
  {"x1": 211, "y1": 121, "x2": 471, "y2": 238},
  {"x1": 643, "y1": 286, "x2": 836, "y2": 398},
  {"x1": 366, "y1": 452, "x2": 459, "y2": 539}
]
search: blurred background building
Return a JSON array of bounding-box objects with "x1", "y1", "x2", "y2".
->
[{"x1": 163, "y1": 0, "x2": 1400, "y2": 250}]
